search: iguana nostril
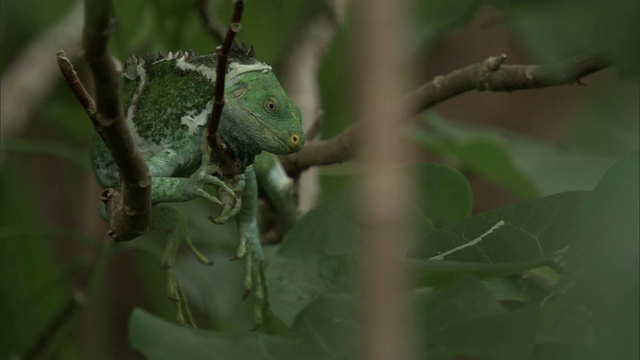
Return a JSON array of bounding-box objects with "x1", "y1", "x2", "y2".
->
[{"x1": 291, "y1": 134, "x2": 300, "y2": 145}]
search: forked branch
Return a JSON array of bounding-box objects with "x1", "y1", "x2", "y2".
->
[{"x1": 60, "y1": 0, "x2": 152, "y2": 241}]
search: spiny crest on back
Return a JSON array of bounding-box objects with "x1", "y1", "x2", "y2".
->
[
  {"x1": 122, "y1": 42, "x2": 264, "y2": 82},
  {"x1": 228, "y1": 41, "x2": 256, "y2": 65},
  {"x1": 124, "y1": 50, "x2": 196, "y2": 80}
]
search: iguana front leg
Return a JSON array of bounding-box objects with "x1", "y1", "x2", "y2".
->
[
  {"x1": 233, "y1": 165, "x2": 269, "y2": 326},
  {"x1": 146, "y1": 146, "x2": 237, "y2": 208}
]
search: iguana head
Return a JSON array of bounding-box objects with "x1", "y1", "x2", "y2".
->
[{"x1": 218, "y1": 45, "x2": 305, "y2": 157}]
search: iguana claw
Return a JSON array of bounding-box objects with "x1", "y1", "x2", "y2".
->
[
  {"x1": 208, "y1": 175, "x2": 245, "y2": 224},
  {"x1": 154, "y1": 204, "x2": 212, "y2": 327},
  {"x1": 235, "y1": 190, "x2": 269, "y2": 327}
]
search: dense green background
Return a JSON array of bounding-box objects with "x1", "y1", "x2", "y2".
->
[{"x1": 1, "y1": 0, "x2": 638, "y2": 359}]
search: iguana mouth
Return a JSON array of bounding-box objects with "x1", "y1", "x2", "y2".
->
[
  {"x1": 263, "y1": 125, "x2": 300, "y2": 153},
  {"x1": 244, "y1": 110, "x2": 302, "y2": 154}
]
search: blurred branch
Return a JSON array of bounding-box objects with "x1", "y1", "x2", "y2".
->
[
  {"x1": 205, "y1": 0, "x2": 245, "y2": 177},
  {"x1": 276, "y1": 0, "x2": 349, "y2": 129},
  {"x1": 81, "y1": 0, "x2": 151, "y2": 241},
  {"x1": 196, "y1": 0, "x2": 226, "y2": 43},
  {"x1": 354, "y1": 0, "x2": 410, "y2": 358},
  {"x1": 22, "y1": 292, "x2": 85, "y2": 360},
  {"x1": 282, "y1": 53, "x2": 612, "y2": 176},
  {"x1": 1, "y1": 0, "x2": 83, "y2": 140},
  {"x1": 275, "y1": 0, "x2": 350, "y2": 212}
]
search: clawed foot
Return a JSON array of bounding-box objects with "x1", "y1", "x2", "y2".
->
[
  {"x1": 161, "y1": 238, "x2": 213, "y2": 327},
  {"x1": 165, "y1": 267, "x2": 197, "y2": 327},
  {"x1": 235, "y1": 224, "x2": 269, "y2": 327},
  {"x1": 155, "y1": 205, "x2": 213, "y2": 327},
  {"x1": 208, "y1": 173, "x2": 245, "y2": 225}
]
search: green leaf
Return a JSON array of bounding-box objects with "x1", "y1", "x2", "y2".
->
[
  {"x1": 412, "y1": 113, "x2": 617, "y2": 198},
  {"x1": 129, "y1": 294, "x2": 359, "y2": 360},
  {"x1": 414, "y1": 163, "x2": 472, "y2": 229},
  {"x1": 591, "y1": 0, "x2": 640, "y2": 77},
  {"x1": 129, "y1": 309, "x2": 265, "y2": 360},
  {"x1": 270, "y1": 164, "x2": 470, "y2": 327},
  {"x1": 413, "y1": 277, "x2": 539, "y2": 360},
  {"x1": 492, "y1": 0, "x2": 640, "y2": 77},
  {"x1": 497, "y1": 0, "x2": 595, "y2": 62},
  {"x1": 482, "y1": 277, "x2": 530, "y2": 303},
  {"x1": 412, "y1": 114, "x2": 541, "y2": 198},
  {"x1": 267, "y1": 193, "x2": 361, "y2": 326},
  {"x1": 545, "y1": 151, "x2": 639, "y2": 359},
  {"x1": 409, "y1": 191, "x2": 587, "y2": 284},
  {"x1": 530, "y1": 343, "x2": 593, "y2": 360},
  {"x1": 411, "y1": 191, "x2": 586, "y2": 262}
]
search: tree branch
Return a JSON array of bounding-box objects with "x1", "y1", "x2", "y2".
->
[
  {"x1": 81, "y1": 0, "x2": 151, "y2": 241},
  {"x1": 205, "y1": 0, "x2": 245, "y2": 177},
  {"x1": 282, "y1": 53, "x2": 612, "y2": 176},
  {"x1": 276, "y1": 0, "x2": 348, "y2": 131}
]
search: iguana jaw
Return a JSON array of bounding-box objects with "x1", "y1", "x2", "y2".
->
[{"x1": 251, "y1": 113, "x2": 304, "y2": 154}]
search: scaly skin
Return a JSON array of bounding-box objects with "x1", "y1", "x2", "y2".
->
[{"x1": 90, "y1": 44, "x2": 304, "y2": 327}]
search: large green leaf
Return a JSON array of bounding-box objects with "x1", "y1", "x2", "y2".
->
[
  {"x1": 412, "y1": 114, "x2": 617, "y2": 198},
  {"x1": 537, "y1": 151, "x2": 639, "y2": 359},
  {"x1": 267, "y1": 194, "x2": 361, "y2": 327},
  {"x1": 409, "y1": 191, "x2": 587, "y2": 284},
  {"x1": 129, "y1": 294, "x2": 358, "y2": 360},
  {"x1": 414, "y1": 163, "x2": 472, "y2": 229},
  {"x1": 413, "y1": 277, "x2": 540, "y2": 360},
  {"x1": 492, "y1": 0, "x2": 640, "y2": 77},
  {"x1": 412, "y1": 115, "x2": 540, "y2": 198},
  {"x1": 269, "y1": 163, "x2": 471, "y2": 327}
]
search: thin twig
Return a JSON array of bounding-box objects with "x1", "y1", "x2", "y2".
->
[
  {"x1": 282, "y1": 53, "x2": 612, "y2": 176},
  {"x1": 56, "y1": 51, "x2": 97, "y2": 125},
  {"x1": 196, "y1": 0, "x2": 226, "y2": 43},
  {"x1": 204, "y1": 0, "x2": 246, "y2": 178},
  {"x1": 206, "y1": 0, "x2": 244, "y2": 142},
  {"x1": 81, "y1": 0, "x2": 151, "y2": 241}
]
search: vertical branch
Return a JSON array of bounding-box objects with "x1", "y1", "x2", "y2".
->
[
  {"x1": 83, "y1": 0, "x2": 120, "y2": 118},
  {"x1": 275, "y1": 0, "x2": 350, "y2": 213},
  {"x1": 82, "y1": 0, "x2": 151, "y2": 240},
  {"x1": 354, "y1": 0, "x2": 412, "y2": 359},
  {"x1": 205, "y1": 0, "x2": 245, "y2": 148}
]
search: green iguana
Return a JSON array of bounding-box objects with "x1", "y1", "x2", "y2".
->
[{"x1": 90, "y1": 43, "x2": 305, "y2": 327}]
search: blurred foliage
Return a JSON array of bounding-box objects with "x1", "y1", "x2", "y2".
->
[
  {"x1": 492, "y1": 0, "x2": 640, "y2": 76},
  {"x1": 1, "y1": 0, "x2": 638, "y2": 359}
]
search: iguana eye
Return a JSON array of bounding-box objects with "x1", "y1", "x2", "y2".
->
[{"x1": 264, "y1": 98, "x2": 278, "y2": 112}]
